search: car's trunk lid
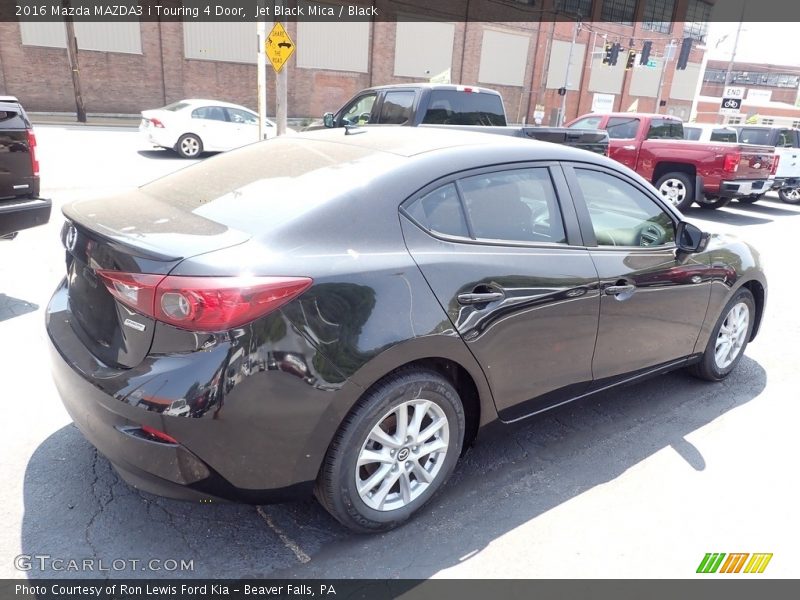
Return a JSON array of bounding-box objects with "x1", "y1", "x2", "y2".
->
[{"x1": 62, "y1": 189, "x2": 250, "y2": 368}]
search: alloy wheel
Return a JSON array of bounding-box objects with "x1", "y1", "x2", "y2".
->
[
  {"x1": 714, "y1": 301, "x2": 750, "y2": 369},
  {"x1": 180, "y1": 136, "x2": 200, "y2": 157},
  {"x1": 355, "y1": 399, "x2": 449, "y2": 512}
]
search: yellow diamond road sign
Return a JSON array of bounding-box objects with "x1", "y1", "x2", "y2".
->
[{"x1": 265, "y1": 22, "x2": 295, "y2": 73}]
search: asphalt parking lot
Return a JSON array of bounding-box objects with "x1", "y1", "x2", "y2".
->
[{"x1": 1, "y1": 125, "x2": 798, "y2": 579}]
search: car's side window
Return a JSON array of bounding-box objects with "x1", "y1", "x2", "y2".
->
[
  {"x1": 459, "y1": 168, "x2": 566, "y2": 244},
  {"x1": 405, "y1": 183, "x2": 469, "y2": 238},
  {"x1": 192, "y1": 106, "x2": 228, "y2": 122},
  {"x1": 227, "y1": 108, "x2": 258, "y2": 125},
  {"x1": 340, "y1": 94, "x2": 377, "y2": 126},
  {"x1": 574, "y1": 169, "x2": 676, "y2": 247},
  {"x1": 378, "y1": 91, "x2": 415, "y2": 125}
]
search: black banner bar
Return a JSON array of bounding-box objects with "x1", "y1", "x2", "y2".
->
[
  {"x1": 4, "y1": 0, "x2": 800, "y2": 23},
  {"x1": 2, "y1": 580, "x2": 800, "y2": 600}
]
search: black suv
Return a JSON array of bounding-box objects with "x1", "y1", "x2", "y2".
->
[{"x1": 0, "y1": 96, "x2": 50, "y2": 239}]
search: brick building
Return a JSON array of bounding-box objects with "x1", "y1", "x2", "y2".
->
[
  {"x1": 694, "y1": 59, "x2": 800, "y2": 126},
  {"x1": 0, "y1": 0, "x2": 711, "y2": 125}
]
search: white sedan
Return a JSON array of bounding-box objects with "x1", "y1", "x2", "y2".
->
[{"x1": 139, "y1": 99, "x2": 289, "y2": 158}]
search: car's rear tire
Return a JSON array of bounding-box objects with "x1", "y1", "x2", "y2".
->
[
  {"x1": 696, "y1": 196, "x2": 731, "y2": 210},
  {"x1": 655, "y1": 172, "x2": 695, "y2": 211},
  {"x1": 778, "y1": 187, "x2": 800, "y2": 204},
  {"x1": 176, "y1": 134, "x2": 203, "y2": 159},
  {"x1": 315, "y1": 368, "x2": 465, "y2": 533},
  {"x1": 738, "y1": 194, "x2": 763, "y2": 204},
  {"x1": 688, "y1": 288, "x2": 755, "y2": 381}
]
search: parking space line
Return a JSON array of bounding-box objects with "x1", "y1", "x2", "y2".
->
[{"x1": 256, "y1": 506, "x2": 311, "y2": 564}]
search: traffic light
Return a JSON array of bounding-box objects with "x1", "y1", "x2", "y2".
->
[
  {"x1": 625, "y1": 49, "x2": 637, "y2": 70},
  {"x1": 639, "y1": 41, "x2": 652, "y2": 65},
  {"x1": 676, "y1": 37, "x2": 693, "y2": 70},
  {"x1": 602, "y1": 42, "x2": 613, "y2": 65},
  {"x1": 610, "y1": 42, "x2": 621, "y2": 66}
]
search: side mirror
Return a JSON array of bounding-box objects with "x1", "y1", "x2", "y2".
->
[
  {"x1": 676, "y1": 221, "x2": 710, "y2": 253},
  {"x1": 323, "y1": 112, "x2": 335, "y2": 128}
]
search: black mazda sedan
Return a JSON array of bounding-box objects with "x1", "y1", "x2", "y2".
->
[{"x1": 47, "y1": 128, "x2": 766, "y2": 532}]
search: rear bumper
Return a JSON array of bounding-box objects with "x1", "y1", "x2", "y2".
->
[
  {"x1": 45, "y1": 278, "x2": 350, "y2": 504},
  {"x1": 718, "y1": 179, "x2": 772, "y2": 198},
  {"x1": 139, "y1": 125, "x2": 178, "y2": 150},
  {"x1": 0, "y1": 196, "x2": 51, "y2": 237}
]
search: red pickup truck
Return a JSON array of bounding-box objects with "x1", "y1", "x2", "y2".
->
[{"x1": 565, "y1": 113, "x2": 776, "y2": 210}]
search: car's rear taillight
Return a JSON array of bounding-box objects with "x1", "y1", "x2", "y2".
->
[
  {"x1": 149, "y1": 118, "x2": 165, "y2": 128},
  {"x1": 97, "y1": 272, "x2": 312, "y2": 331},
  {"x1": 771, "y1": 154, "x2": 780, "y2": 175},
  {"x1": 723, "y1": 152, "x2": 741, "y2": 173},
  {"x1": 141, "y1": 425, "x2": 179, "y2": 445},
  {"x1": 27, "y1": 129, "x2": 39, "y2": 177}
]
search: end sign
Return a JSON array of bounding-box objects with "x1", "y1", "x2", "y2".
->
[{"x1": 720, "y1": 86, "x2": 745, "y2": 115}]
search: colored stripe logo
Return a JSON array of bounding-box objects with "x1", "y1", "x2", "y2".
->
[{"x1": 697, "y1": 553, "x2": 773, "y2": 574}]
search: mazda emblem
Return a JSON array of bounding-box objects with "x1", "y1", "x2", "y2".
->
[{"x1": 65, "y1": 225, "x2": 78, "y2": 252}]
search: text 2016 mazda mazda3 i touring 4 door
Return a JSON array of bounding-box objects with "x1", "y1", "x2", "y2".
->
[{"x1": 47, "y1": 128, "x2": 766, "y2": 532}]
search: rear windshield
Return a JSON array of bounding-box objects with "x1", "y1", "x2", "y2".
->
[
  {"x1": 139, "y1": 138, "x2": 398, "y2": 233},
  {"x1": 162, "y1": 101, "x2": 191, "y2": 112},
  {"x1": 0, "y1": 102, "x2": 28, "y2": 128},
  {"x1": 422, "y1": 90, "x2": 506, "y2": 126},
  {"x1": 646, "y1": 119, "x2": 684, "y2": 139},
  {"x1": 738, "y1": 128, "x2": 771, "y2": 145}
]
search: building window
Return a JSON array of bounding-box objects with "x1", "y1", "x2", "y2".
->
[
  {"x1": 557, "y1": 0, "x2": 593, "y2": 18},
  {"x1": 601, "y1": 0, "x2": 636, "y2": 25},
  {"x1": 762, "y1": 118, "x2": 775, "y2": 125},
  {"x1": 792, "y1": 120, "x2": 800, "y2": 128},
  {"x1": 684, "y1": 0, "x2": 712, "y2": 41},
  {"x1": 727, "y1": 117, "x2": 742, "y2": 125},
  {"x1": 642, "y1": 0, "x2": 675, "y2": 34}
]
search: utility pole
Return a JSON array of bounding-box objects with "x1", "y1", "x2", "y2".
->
[
  {"x1": 654, "y1": 41, "x2": 676, "y2": 114},
  {"x1": 275, "y1": 0, "x2": 288, "y2": 135},
  {"x1": 559, "y1": 20, "x2": 579, "y2": 125},
  {"x1": 62, "y1": 0, "x2": 86, "y2": 123},
  {"x1": 257, "y1": 13, "x2": 267, "y2": 140}
]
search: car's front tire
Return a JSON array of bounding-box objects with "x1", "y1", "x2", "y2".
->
[
  {"x1": 176, "y1": 134, "x2": 203, "y2": 159},
  {"x1": 315, "y1": 368, "x2": 465, "y2": 533},
  {"x1": 688, "y1": 288, "x2": 755, "y2": 381}
]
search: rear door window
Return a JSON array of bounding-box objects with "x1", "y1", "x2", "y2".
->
[
  {"x1": 459, "y1": 168, "x2": 566, "y2": 244},
  {"x1": 192, "y1": 106, "x2": 229, "y2": 121},
  {"x1": 421, "y1": 90, "x2": 506, "y2": 126},
  {"x1": 606, "y1": 117, "x2": 640, "y2": 139},
  {"x1": 646, "y1": 119, "x2": 684, "y2": 139},
  {"x1": 776, "y1": 130, "x2": 794, "y2": 147},
  {"x1": 378, "y1": 91, "x2": 415, "y2": 125},
  {"x1": 405, "y1": 183, "x2": 469, "y2": 238},
  {"x1": 738, "y1": 128, "x2": 772, "y2": 145}
]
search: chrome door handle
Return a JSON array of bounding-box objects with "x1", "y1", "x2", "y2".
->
[
  {"x1": 622, "y1": 145, "x2": 636, "y2": 150},
  {"x1": 604, "y1": 284, "x2": 635, "y2": 296},
  {"x1": 457, "y1": 292, "x2": 504, "y2": 305}
]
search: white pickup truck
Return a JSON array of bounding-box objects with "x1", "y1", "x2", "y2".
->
[{"x1": 736, "y1": 126, "x2": 800, "y2": 204}]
